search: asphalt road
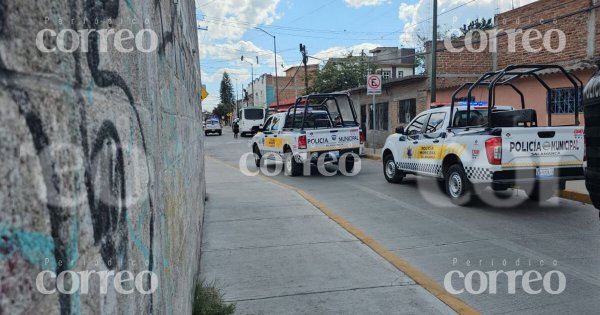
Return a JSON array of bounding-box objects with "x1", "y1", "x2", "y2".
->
[{"x1": 205, "y1": 128, "x2": 600, "y2": 314}]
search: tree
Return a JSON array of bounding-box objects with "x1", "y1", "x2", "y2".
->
[
  {"x1": 308, "y1": 52, "x2": 378, "y2": 94},
  {"x1": 219, "y1": 72, "x2": 235, "y2": 113},
  {"x1": 460, "y1": 18, "x2": 494, "y2": 35},
  {"x1": 212, "y1": 104, "x2": 228, "y2": 119}
]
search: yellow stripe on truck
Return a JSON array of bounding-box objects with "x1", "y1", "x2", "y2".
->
[
  {"x1": 403, "y1": 144, "x2": 467, "y2": 160},
  {"x1": 265, "y1": 138, "x2": 284, "y2": 148}
]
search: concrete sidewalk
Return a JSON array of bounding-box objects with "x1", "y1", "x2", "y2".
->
[{"x1": 200, "y1": 158, "x2": 455, "y2": 315}]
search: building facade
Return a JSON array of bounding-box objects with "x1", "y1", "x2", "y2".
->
[
  {"x1": 353, "y1": 0, "x2": 600, "y2": 149},
  {"x1": 243, "y1": 64, "x2": 319, "y2": 110},
  {"x1": 370, "y1": 47, "x2": 416, "y2": 80}
]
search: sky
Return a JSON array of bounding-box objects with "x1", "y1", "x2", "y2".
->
[{"x1": 197, "y1": 0, "x2": 539, "y2": 111}]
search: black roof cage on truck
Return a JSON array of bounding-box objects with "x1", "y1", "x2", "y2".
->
[
  {"x1": 449, "y1": 64, "x2": 583, "y2": 129},
  {"x1": 285, "y1": 94, "x2": 359, "y2": 131}
]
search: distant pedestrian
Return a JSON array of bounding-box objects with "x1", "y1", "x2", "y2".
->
[{"x1": 233, "y1": 120, "x2": 240, "y2": 139}]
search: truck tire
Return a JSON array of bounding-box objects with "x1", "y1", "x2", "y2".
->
[
  {"x1": 284, "y1": 149, "x2": 302, "y2": 177},
  {"x1": 527, "y1": 182, "x2": 556, "y2": 202},
  {"x1": 218, "y1": 131, "x2": 222, "y2": 136},
  {"x1": 253, "y1": 145, "x2": 262, "y2": 168},
  {"x1": 383, "y1": 154, "x2": 403, "y2": 183},
  {"x1": 584, "y1": 70, "x2": 600, "y2": 209},
  {"x1": 341, "y1": 154, "x2": 355, "y2": 174},
  {"x1": 445, "y1": 164, "x2": 474, "y2": 206}
]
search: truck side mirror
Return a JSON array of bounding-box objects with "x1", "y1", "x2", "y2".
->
[{"x1": 395, "y1": 127, "x2": 405, "y2": 134}]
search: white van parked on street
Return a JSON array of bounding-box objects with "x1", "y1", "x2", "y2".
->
[{"x1": 239, "y1": 107, "x2": 266, "y2": 137}]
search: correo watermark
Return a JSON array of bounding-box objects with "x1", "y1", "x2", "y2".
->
[
  {"x1": 35, "y1": 258, "x2": 158, "y2": 295},
  {"x1": 444, "y1": 258, "x2": 566, "y2": 295},
  {"x1": 238, "y1": 151, "x2": 362, "y2": 177},
  {"x1": 443, "y1": 27, "x2": 567, "y2": 54},
  {"x1": 36, "y1": 16, "x2": 158, "y2": 53}
]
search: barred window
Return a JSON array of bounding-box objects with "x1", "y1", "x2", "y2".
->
[
  {"x1": 375, "y1": 102, "x2": 388, "y2": 130},
  {"x1": 399, "y1": 99, "x2": 416, "y2": 123},
  {"x1": 548, "y1": 87, "x2": 583, "y2": 114}
]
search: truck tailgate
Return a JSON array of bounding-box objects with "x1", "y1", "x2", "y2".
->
[
  {"x1": 306, "y1": 128, "x2": 361, "y2": 151},
  {"x1": 501, "y1": 126, "x2": 584, "y2": 168}
]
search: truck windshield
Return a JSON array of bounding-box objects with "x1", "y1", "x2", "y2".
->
[{"x1": 244, "y1": 109, "x2": 264, "y2": 120}]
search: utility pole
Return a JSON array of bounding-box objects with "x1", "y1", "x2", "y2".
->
[
  {"x1": 234, "y1": 78, "x2": 239, "y2": 118},
  {"x1": 255, "y1": 27, "x2": 279, "y2": 109},
  {"x1": 431, "y1": 0, "x2": 438, "y2": 103},
  {"x1": 300, "y1": 43, "x2": 309, "y2": 93},
  {"x1": 241, "y1": 55, "x2": 257, "y2": 107}
]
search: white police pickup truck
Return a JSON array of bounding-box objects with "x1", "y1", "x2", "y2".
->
[
  {"x1": 251, "y1": 94, "x2": 363, "y2": 176},
  {"x1": 382, "y1": 65, "x2": 586, "y2": 205}
]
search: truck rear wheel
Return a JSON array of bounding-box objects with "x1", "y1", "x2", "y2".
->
[
  {"x1": 284, "y1": 149, "x2": 302, "y2": 177},
  {"x1": 383, "y1": 154, "x2": 403, "y2": 183},
  {"x1": 342, "y1": 155, "x2": 355, "y2": 174},
  {"x1": 445, "y1": 164, "x2": 474, "y2": 205}
]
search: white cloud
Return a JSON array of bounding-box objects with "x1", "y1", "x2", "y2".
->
[
  {"x1": 200, "y1": 67, "x2": 250, "y2": 111},
  {"x1": 201, "y1": 94, "x2": 220, "y2": 111},
  {"x1": 197, "y1": 0, "x2": 281, "y2": 41},
  {"x1": 345, "y1": 0, "x2": 387, "y2": 9},
  {"x1": 201, "y1": 67, "x2": 250, "y2": 84},
  {"x1": 397, "y1": 0, "x2": 540, "y2": 47},
  {"x1": 199, "y1": 40, "x2": 287, "y2": 71},
  {"x1": 312, "y1": 43, "x2": 380, "y2": 64},
  {"x1": 398, "y1": 3, "x2": 417, "y2": 22}
]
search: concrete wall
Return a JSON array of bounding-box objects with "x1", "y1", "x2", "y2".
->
[{"x1": 0, "y1": 0, "x2": 204, "y2": 314}]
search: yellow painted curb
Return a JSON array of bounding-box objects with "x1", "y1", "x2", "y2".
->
[
  {"x1": 559, "y1": 190, "x2": 592, "y2": 204},
  {"x1": 363, "y1": 154, "x2": 381, "y2": 161},
  {"x1": 207, "y1": 156, "x2": 479, "y2": 315}
]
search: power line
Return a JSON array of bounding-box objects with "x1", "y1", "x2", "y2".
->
[
  {"x1": 381, "y1": 0, "x2": 480, "y2": 39},
  {"x1": 308, "y1": 3, "x2": 600, "y2": 66}
]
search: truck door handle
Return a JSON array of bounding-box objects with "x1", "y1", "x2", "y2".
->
[
  {"x1": 433, "y1": 140, "x2": 440, "y2": 143},
  {"x1": 413, "y1": 141, "x2": 419, "y2": 144},
  {"x1": 273, "y1": 135, "x2": 277, "y2": 137}
]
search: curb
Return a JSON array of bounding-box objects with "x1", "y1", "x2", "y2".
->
[
  {"x1": 559, "y1": 190, "x2": 592, "y2": 204},
  {"x1": 363, "y1": 154, "x2": 381, "y2": 161}
]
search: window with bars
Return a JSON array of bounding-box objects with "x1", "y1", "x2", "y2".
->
[
  {"x1": 375, "y1": 103, "x2": 388, "y2": 130},
  {"x1": 548, "y1": 87, "x2": 583, "y2": 114},
  {"x1": 398, "y1": 99, "x2": 416, "y2": 124}
]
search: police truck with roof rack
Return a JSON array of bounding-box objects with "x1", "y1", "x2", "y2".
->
[
  {"x1": 382, "y1": 65, "x2": 586, "y2": 205},
  {"x1": 251, "y1": 94, "x2": 364, "y2": 176}
]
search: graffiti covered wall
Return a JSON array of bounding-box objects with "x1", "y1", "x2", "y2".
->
[{"x1": 0, "y1": 0, "x2": 204, "y2": 314}]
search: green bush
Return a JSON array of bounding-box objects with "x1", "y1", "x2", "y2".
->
[{"x1": 192, "y1": 281, "x2": 236, "y2": 315}]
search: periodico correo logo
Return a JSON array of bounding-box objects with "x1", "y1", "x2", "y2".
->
[
  {"x1": 36, "y1": 23, "x2": 158, "y2": 53},
  {"x1": 444, "y1": 258, "x2": 566, "y2": 295},
  {"x1": 36, "y1": 269, "x2": 159, "y2": 295}
]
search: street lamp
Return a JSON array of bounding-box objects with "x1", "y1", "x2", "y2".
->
[
  {"x1": 254, "y1": 27, "x2": 279, "y2": 109},
  {"x1": 241, "y1": 55, "x2": 257, "y2": 107}
]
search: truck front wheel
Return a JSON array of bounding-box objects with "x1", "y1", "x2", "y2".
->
[
  {"x1": 383, "y1": 154, "x2": 404, "y2": 183},
  {"x1": 445, "y1": 164, "x2": 474, "y2": 205}
]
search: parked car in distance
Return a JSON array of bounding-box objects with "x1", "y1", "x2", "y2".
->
[{"x1": 205, "y1": 120, "x2": 222, "y2": 136}]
